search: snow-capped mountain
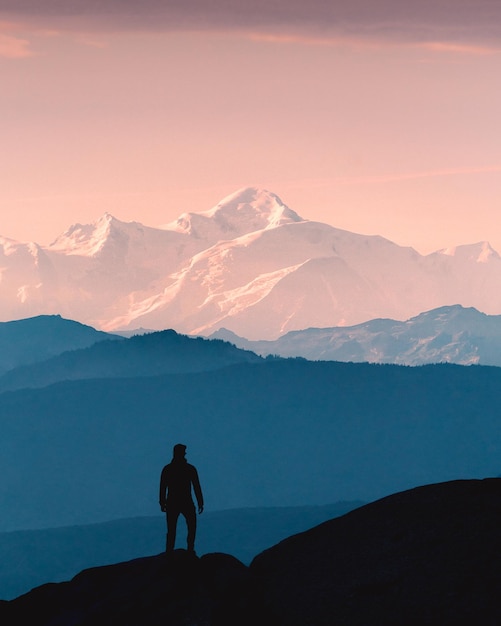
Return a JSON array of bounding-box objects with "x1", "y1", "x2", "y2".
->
[
  {"x1": 2, "y1": 187, "x2": 501, "y2": 340},
  {"x1": 210, "y1": 305, "x2": 501, "y2": 366}
]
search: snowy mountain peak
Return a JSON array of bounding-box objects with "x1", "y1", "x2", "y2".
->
[
  {"x1": 0, "y1": 236, "x2": 23, "y2": 255},
  {"x1": 438, "y1": 241, "x2": 499, "y2": 263},
  {"x1": 208, "y1": 187, "x2": 303, "y2": 228},
  {"x1": 3, "y1": 187, "x2": 501, "y2": 339},
  {"x1": 166, "y1": 187, "x2": 304, "y2": 241},
  {"x1": 49, "y1": 213, "x2": 130, "y2": 256}
]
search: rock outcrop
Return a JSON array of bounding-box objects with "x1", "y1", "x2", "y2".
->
[
  {"x1": 2, "y1": 550, "x2": 253, "y2": 625},
  {"x1": 251, "y1": 478, "x2": 501, "y2": 625},
  {"x1": 3, "y1": 479, "x2": 501, "y2": 625}
]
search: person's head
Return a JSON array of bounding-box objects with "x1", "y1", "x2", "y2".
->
[{"x1": 172, "y1": 443, "x2": 187, "y2": 461}]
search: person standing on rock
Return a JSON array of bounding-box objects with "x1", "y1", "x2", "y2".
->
[{"x1": 159, "y1": 443, "x2": 204, "y2": 553}]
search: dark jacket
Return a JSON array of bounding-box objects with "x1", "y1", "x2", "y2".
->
[{"x1": 159, "y1": 459, "x2": 204, "y2": 508}]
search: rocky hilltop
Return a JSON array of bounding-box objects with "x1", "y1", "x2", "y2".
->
[{"x1": 3, "y1": 479, "x2": 501, "y2": 625}]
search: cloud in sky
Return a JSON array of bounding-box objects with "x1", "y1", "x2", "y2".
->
[
  {"x1": 2, "y1": 1, "x2": 500, "y2": 255},
  {"x1": 1, "y1": 1, "x2": 501, "y2": 48},
  {"x1": 0, "y1": 21, "x2": 33, "y2": 57},
  {"x1": 0, "y1": 32, "x2": 31, "y2": 57},
  {"x1": 335, "y1": 165, "x2": 501, "y2": 186}
]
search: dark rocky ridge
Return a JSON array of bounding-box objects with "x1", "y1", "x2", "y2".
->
[
  {"x1": 3, "y1": 479, "x2": 501, "y2": 624},
  {"x1": 2, "y1": 551, "x2": 255, "y2": 626},
  {"x1": 252, "y1": 477, "x2": 501, "y2": 625}
]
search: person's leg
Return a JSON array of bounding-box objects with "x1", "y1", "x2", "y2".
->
[
  {"x1": 166, "y1": 506, "x2": 180, "y2": 551},
  {"x1": 183, "y1": 502, "x2": 197, "y2": 552}
]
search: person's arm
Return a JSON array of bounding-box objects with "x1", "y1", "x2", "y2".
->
[
  {"x1": 191, "y1": 467, "x2": 204, "y2": 514},
  {"x1": 159, "y1": 466, "x2": 168, "y2": 511}
]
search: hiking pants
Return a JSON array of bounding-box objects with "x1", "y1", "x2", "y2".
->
[{"x1": 165, "y1": 500, "x2": 197, "y2": 551}]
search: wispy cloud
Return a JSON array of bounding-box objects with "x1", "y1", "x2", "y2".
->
[
  {"x1": 329, "y1": 165, "x2": 501, "y2": 187},
  {"x1": 1, "y1": 1, "x2": 501, "y2": 50},
  {"x1": 0, "y1": 21, "x2": 33, "y2": 57},
  {"x1": 419, "y1": 41, "x2": 501, "y2": 56},
  {"x1": 245, "y1": 31, "x2": 390, "y2": 50},
  {"x1": 275, "y1": 165, "x2": 501, "y2": 192}
]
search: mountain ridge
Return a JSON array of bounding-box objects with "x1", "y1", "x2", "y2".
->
[
  {"x1": 2, "y1": 187, "x2": 501, "y2": 339},
  {"x1": 209, "y1": 304, "x2": 501, "y2": 366},
  {"x1": 0, "y1": 326, "x2": 263, "y2": 393},
  {"x1": 0, "y1": 315, "x2": 120, "y2": 376},
  {"x1": 1, "y1": 359, "x2": 500, "y2": 532}
]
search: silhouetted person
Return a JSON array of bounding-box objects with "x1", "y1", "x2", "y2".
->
[{"x1": 159, "y1": 443, "x2": 204, "y2": 553}]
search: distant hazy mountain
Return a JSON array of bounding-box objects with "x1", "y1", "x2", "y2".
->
[
  {"x1": 0, "y1": 315, "x2": 120, "y2": 376},
  {"x1": 0, "y1": 328, "x2": 263, "y2": 392},
  {"x1": 210, "y1": 305, "x2": 501, "y2": 366},
  {"x1": 0, "y1": 501, "x2": 362, "y2": 600},
  {"x1": 1, "y1": 359, "x2": 500, "y2": 532},
  {"x1": 2, "y1": 187, "x2": 501, "y2": 339}
]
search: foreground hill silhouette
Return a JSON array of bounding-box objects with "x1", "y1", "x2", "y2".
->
[
  {"x1": 3, "y1": 479, "x2": 500, "y2": 625},
  {"x1": 0, "y1": 502, "x2": 362, "y2": 600},
  {"x1": 251, "y1": 478, "x2": 501, "y2": 624}
]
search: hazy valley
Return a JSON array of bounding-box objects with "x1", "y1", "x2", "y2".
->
[{"x1": 0, "y1": 501, "x2": 362, "y2": 600}]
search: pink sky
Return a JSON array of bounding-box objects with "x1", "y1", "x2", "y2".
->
[{"x1": 1, "y1": 1, "x2": 500, "y2": 254}]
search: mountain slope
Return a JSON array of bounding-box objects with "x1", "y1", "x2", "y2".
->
[
  {"x1": 101, "y1": 213, "x2": 448, "y2": 338},
  {"x1": 0, "y1": 315, "x2": 120, "y2": 376},
  {"x1": 251, "y1": 478, "x2": 501, "y2": 625},
  {"x1": 1, "y1": 360, "x2": 501, "y2": 532},
  {"x1": 210, "y1": 304, "x2": 501, "y2": 365},
  {"x1": 2, "y1": 188, "x2": 501, "y2": 339},
  {"x1": 0, "y1": 329, "x2": 263, "y2": 392}
]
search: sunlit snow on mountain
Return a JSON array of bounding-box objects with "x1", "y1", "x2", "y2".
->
[{"x1": 1, "y1": 187, "x2": 501, "y2": 340}]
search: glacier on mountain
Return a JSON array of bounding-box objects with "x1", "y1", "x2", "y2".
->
[{"x1": 1, "y1": 187, "x2": 501, "y2": 340}]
